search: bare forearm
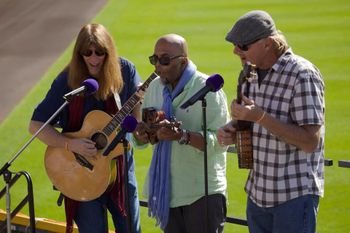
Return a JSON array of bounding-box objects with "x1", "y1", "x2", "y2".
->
[
  {"x1": 231, "y1": 97, "x2": 321, "y2": 153},
  {"x1": 187, "y1": 131, "x2": 204, "y2": 151},
  {"x1": 29, "y1": 120, "x2": 67, "y2": 148}
]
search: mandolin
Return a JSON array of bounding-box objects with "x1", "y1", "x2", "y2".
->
[
  {"x1": 234, "y1": 62, "x2": 257, "y2": 169},
  {"x1": 142, "y1": 107, "x2": 181, "y2": 144}
]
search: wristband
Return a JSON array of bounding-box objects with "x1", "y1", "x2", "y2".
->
[
  {"x1": 178, "y1": 129, "x2": 190, "y2": 145},
  {"x1": 256, "y1": 111, "x2": 266, "y2": 123}
]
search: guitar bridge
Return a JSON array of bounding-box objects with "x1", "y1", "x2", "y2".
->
[{"x1": 74, "y1": 153, "x2": 94, "y2": 171}]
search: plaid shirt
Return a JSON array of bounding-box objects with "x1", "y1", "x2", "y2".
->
[{"x1": 244, "y1": 49, "x2": 325, "y2": 207}]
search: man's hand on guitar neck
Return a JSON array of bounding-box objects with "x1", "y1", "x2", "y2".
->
[{"x1": 230, "y1": 95, "x2": 264, "y2": 123}]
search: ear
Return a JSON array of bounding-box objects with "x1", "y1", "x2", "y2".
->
[
  {"x1": 264, "y1": 37, "x2": 273, "y2": 49},
  {"x1": 182, "y1": 57, "x2": 189, "y2": 65}
]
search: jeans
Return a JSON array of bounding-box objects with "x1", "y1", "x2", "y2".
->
[
  {"x1": 246, "y1": 195, "x2": 319, "y2": 233},
  {"x1": 75, "y1": 151, "x2": 141, "y2": 233}
]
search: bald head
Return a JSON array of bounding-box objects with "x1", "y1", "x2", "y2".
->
[
  {"x1": 155, "y1": 34, "x2": 188, "y2": 57},
  {"x1": 152, "y1": 34, "x2": 189, "y2": 88}
]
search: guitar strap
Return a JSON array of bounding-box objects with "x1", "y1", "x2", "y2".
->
[
  {"x1": 64, "y1": 94, "x2": 126, "y2": 233},
  {"x1": 113, "y1": 91, "x2": 122, "y2": 110}
]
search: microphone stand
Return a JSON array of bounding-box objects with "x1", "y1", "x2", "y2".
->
[
  {"x1": 103, "y1": 132, "x2": 132, "y2": 233},
  {"x1": 0, "y1": 99, "x2": 70, "y2": 233},
  {"x1": 200, "y1": 97, "x2": 209, "y2": 233},
  {"x1": 123, "y1": 137, "x2": 132, "y2": 233}
]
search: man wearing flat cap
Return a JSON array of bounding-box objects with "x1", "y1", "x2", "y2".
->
[{"x1": 217, "y1": 10, "x2": 325, "y2": 233}]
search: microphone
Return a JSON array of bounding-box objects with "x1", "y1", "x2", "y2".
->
[
  {"x1": 63, "y1": 78, "x2": 99, "y2": 100},
  {"x1": 180, "y1": 74, "x2": 224, "y2": 109},
  {"x1": 103, "y1": 115, "x2": 138, "y2": 156}
]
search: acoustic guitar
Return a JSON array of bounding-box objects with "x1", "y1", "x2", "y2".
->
[{"x1": 44, "y1": 72, "x2": 158, "y2": 201}]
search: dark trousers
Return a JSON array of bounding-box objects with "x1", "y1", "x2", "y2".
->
[{"x1": 164, "y1": 194, "x2": 226, "y2": 233}]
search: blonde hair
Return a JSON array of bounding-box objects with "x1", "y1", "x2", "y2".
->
[
  {"x1": 270, "y1": 30, "x2": 289, "y2": 57},
  {"x1": 68, "y1": 23, "x2": 123, "y2": 100}
]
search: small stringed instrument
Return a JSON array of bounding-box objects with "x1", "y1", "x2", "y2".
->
[
  {"x1": 142, "y1": 107, "x2": 181, "y2": 144},
  {"x1": 44, "y1": 72, "x2": 158, "y2": 201},
  {"x1": 234, "y1": 62, "x2": 257, "y2": 169}
]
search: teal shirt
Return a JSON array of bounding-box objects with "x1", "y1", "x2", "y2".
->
[{"x1": 134, "y1": 70, "x2": 229, "y2": 207}]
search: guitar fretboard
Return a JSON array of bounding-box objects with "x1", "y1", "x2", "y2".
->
[{"x1": 103, "y1": 72, "x2": 158, "y2": 136}]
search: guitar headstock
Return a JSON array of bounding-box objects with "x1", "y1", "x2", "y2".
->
[
  {"x1": 142, "y1": 107, "x2": 165, "y2": 124},
  {"x1": 236, "y1": 62, "x2": 257, "y2": 103},
  {"x1": 239, "y1": 62, "x2": 257, "y2": 85}
]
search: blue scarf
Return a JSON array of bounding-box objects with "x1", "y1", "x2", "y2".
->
[{"x1": 148, "y1": 61, "x2": 196, "y2": 230}]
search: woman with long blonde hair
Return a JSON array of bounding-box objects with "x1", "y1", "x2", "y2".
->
[{"x1": 29, "y1": 23, "x2": 142, "y2": 233}]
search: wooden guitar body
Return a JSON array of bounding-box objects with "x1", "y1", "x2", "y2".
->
[
  {"x1": 44, "y1": 72, "x2": 158, "y2": 201},
  {"x1": 45, "y1": 110, "x2": 125, "y2": 201}
]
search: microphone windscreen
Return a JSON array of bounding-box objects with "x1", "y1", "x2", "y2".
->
[
  {"x1": 206, "y1": 74, "x2": 224, "y2": 92},
  {"x1": 122, "y1": 115, "x2": 138, "y2": 132},
  {"x1": 82, "y1": 78, "x2": 99, "y2": 95}
]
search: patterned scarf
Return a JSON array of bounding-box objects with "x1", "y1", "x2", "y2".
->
[{"x1": 148, "y1": 61, "x2": 196, "y2": 230}]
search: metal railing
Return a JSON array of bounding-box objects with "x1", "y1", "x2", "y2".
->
[{"x1": 0, "y1": 170, "x2": 36, "y2": 232}]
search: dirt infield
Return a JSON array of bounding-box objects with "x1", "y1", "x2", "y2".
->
[{"x1": 0, "y1": 0, "x2": 106, "y2": 123}]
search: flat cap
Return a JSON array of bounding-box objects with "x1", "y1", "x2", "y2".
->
[{"x1": 225, "y1": 10, "x2": 277, "y2": 45}]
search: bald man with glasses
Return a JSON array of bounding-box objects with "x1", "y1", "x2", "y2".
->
[{"x1": 133, "y1": 34, "x2": 229, "y2": 233}]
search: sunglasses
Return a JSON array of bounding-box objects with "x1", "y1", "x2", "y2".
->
[
  {"x1": 80, "y1": 49, "x2": 106, "y2": 57},
  {"x1": 235, "y1": 38, "x2": 262, "y2": 51},
  {"x1": 149, "y1": 54, "x2": 183, "y2": 66},
  {"x1": 236, "y1": 44, "x2": 250, "y2": 51}
]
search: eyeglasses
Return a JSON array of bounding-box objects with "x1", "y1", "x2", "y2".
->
[
  {"x1": 149, "y1": 54, "x2": 184, "y2": 66},
  {"x1": 80, "y1": 49, "x2": 106, "y2": 57}
]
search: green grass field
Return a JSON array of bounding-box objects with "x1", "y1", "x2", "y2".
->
[{"x1": 1, "y1": 0, "x2": 350, "y2": 232}]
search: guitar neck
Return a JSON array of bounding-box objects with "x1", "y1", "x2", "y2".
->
[
  {"x1": 102, "y1": 72, "x2": 158, "y2": 136},
  {"x1": 236, "y1": 70, "x2": 245, "y2": 104},
  {"x1": 236, "y1": 64, "x2": 256, "y2": 130}
]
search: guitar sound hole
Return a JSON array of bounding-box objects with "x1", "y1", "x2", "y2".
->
[{"x1": 91, "y1": 132, "x2": 108, "y2": 150}]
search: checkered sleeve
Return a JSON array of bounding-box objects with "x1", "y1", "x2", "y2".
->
[{"x1": 290, "y1": 65, "x2": 325, "y2": 126}]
